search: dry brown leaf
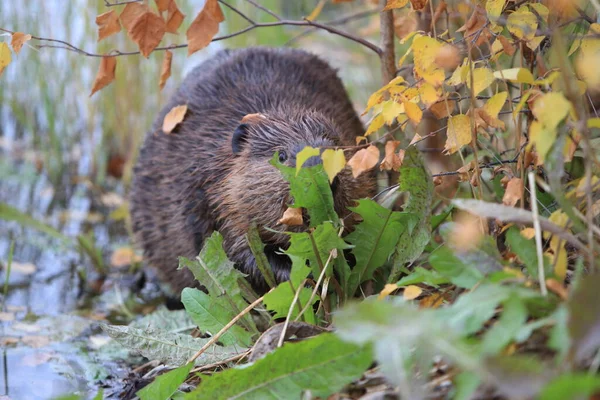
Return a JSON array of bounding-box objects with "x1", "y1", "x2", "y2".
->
[
  {"x1": 159, "y1": 50, "x2": 173, "y2": 90},
  {"x1": 419, "y1": 293, "x2": 445, "y2": 308},
  {"x1": 409, "y1": 0, "x2": 428, "y2": 11},
  {"x1": 279, "y1": 207, "x2": 303, "y2": 226},
  {"x1": 409, "y1": 133, "x2": 422, "y2": 145},
  {"x1": 162, "y1": 104, "x2": 188, "y2": 133},
  {"x1": 96, "y1": 10, "x2": 121, "y2": 42},
  {"x1": 348, "y1": 145, "x2": 380, "y2": 178},
  {"x1": 502, "y1": 177, "x2": 523, "y2": 207},
  {"x1": 130, "y1": 11, "x2": 166, "y2": 58},
  {"x1": 186, "y1": 0, "x2": 224, "y2": 55},
  {"x1": 546, "y1": 278, "x2": 568, "y2": 300},
  {"x1": 393, "y1": 12, "x2": 418, "y2": 40},
  {"x1": 403, "y1": 285, "x2": 423, "y2": 300},
  {"x1": 120, "y1": 2, "x2": 150, "y2": 36},
  {"x1": 430, "y1": 99, "x2": 455, "y2": 118},
  {"x1": 380, "y1": 140, "x2": 402, "y2": 171},
  {"x1": 432, "y1": 0, "x2": 447, "y2": 26},
  {"x1": 166, "y1": 0, "x2": 186, "y2": 34},
  {"x1": 434, "y1": 45, "x2": 461, "y2": 70},
  {"x1": 450, "y1": 214, "x2": 484, "y2": 251},
  {"x1": 11, "y1": 32, "x2": 32, "y2": 55},
  {"x1": 155, "y1": 0, "x2": 170, "y2": 12},
  {"x1": 110, "y1": 247, "x2": 142, "y2": 268},
  {"x1": 456, "y1": 5, "x2": 491, "y2": 46},
  {"x1": 497, "y1": 35, "x2": 516, "y2": 56},
  {"x1": 90, "y1": 56, "x2": 117, "y2": 97}
]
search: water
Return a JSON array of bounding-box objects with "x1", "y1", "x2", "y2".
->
[{"x1": 0, "y1": 1, "x2": 380, "y2": 398}]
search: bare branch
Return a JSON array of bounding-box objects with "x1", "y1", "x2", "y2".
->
[
  {"x1": 243, "y1": 0, "x2": 282, "y2": 21},
  {"x1": 104, "y1": 0, "x2": 142, "y2": 6},
  {"x1": 218, "y1": 0, "x2": 256, "y2": 25}
]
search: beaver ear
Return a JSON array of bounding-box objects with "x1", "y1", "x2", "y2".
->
[{"x1": 232, "y1": 124, "x2": 249, "y2": 155}]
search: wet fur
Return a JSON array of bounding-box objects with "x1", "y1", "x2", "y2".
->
[{"x1": 130, "y1": 47, "x2": 375, "y2": 294}]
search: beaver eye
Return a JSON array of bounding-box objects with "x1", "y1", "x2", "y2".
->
[{"x1": 278, "y1": 151, "x2": 288, "y2": 163}]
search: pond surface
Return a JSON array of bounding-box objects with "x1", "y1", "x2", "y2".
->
[{"x1": 0, "y1": 1, "x2": 380, "y2": 398}]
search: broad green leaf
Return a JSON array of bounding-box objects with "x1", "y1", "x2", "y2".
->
[
  {"x1": 181, "y1": 288, "x2": 253, "y2": 347},
  {"x1": 549, "y1": 305, "x2": 570, "y2": 360},
  {"x1": 453, "y1": 372, "x2": 480, "y2": 400},
  {"x1": 480, "y1": 296, "x2": 527, "y2": 354},
  {"x1": 295, "y1": 146, "x2": 319, "y2": 175},
  {"x1": 179, "y1": 232, "x2": 256, "y2": 334},
  {"x1": 101, "y1": 324, "x2": 244, "y2": 367},
  {"x1": 273, "y1": 154, "x2": 338, "y2": 227},
  {"x1": 137, "y1": 363, "x2": 193, "y2": 400},
  {"x1": 396, "y1": 266, "x2": 448, "y2": 287},
  {"x1": 186, "y1": 333, "x2": 372, "y2": 400},
  {"x1": 538, "y1": 374, "x2": 600, "y2": 400},
  {"x1": 390, "y1": 146, "x2": 434, "y2": 282},
  {"x1": 263, "y1": 255, "x2": 316, "y2": 324},
  {"x1": 246, "y1": 224, "x2": 276, "y2": 288},
  {"x1": 346, "y1": 199, "x2": 417, "y2": 295},
  {"x1": 428, "y1": 246, "x2": 483, "y2": 289},
  {"x1": 506, "y1": 227, "x2": 552, "y2": 278}
]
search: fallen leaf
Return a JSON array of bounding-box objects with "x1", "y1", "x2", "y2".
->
[
  {"x1": 450, "y1": 213, "x2": 484, "y2": 251},
  {"x1": 0, "y1": 42, "x2": 12, "y2": 76},
  {"x1": 130, "y1": 11, "x2": 166, "y2": 58},
  {"x1": 502, "y1": 177, "x2": 523, "y2": 207},
  {"x1": 457, "y1": 5, "x2": 491, "y2": 46},
  {"x1": 96, "y1": 10, "x2": 121, "y2": 42},
  {"x1": 403, "y1": 285, "x2": 423, "y2": 300},
  {"x1": 280, "y1": 207, "x2": 303, "y2": 226},
  {"x1": 378, "y1": 283, "x2": 399, "y2": 299},
  {"x1": 321, "y1": 149, "x2": 346, "y2": 183},
  {"x1": 380, "y1": 140, "x2": 402, "y2": 171},
  {"x1": 520, "y1": 227, "x2": 535, "y2": 239},
  {"x1": 166, "y1": 0, "x2": 186, "y2": 34},
  {"x1": 159, "y1": 50, "x2": 172, "y2": 90},
  {"x1": 90, "y1": 56, "x2": 117, "y2": 97},
  {"x1": 187, "y1": 0, "x2": 224, "y2": 55},
  {"x1": 155, "y1": 0, "x2": 170, "y2": 12},
  {"x1": 443, "y1": 114, "x2": 472, "y2": 154},
  {"x1": 1, "y1": 337, "x2": 19, "y2": 346},
  {"x1": 110, "y1": 247, "x2": 142, "y2": 267},
  {"x1": 10, "y1": 32, "x2": 32, "y2": 54},
  {"x1": 348, "y1": 145, "x2": 380, "y2": 178},
  {"x1": 419, "y1": 293, "x2": 445, "y2": 308},
  {"x1": 162, "y1": 104, "x2": 188, "y2": 133},
  {"x1": 120, "y1": 2, "x2": 149, "y2": 36}
]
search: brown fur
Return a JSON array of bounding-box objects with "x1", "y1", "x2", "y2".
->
[{"x1": 130, "y1": 47, "x2": 375, "y2": 294}]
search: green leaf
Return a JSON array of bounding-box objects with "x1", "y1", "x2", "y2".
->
[
  {"x1": 538, "y1": 374, "x2": 600, "y2": 400},
  {"x1": 346, "y1": 199, "x2": 417, "y2": 294},
  {"x1": 263, "y1": 256, "x2": 317, "y2": 324},
  {"x1": 396, "y1": 266, "x2": 449, "y2": 287},
  {"x1": 390, "y1": 146, "x2": 434, "y2": 281},
  {"x1": 101, "y1": 324, "x2": 244, "y2": 367},
  {"x1": 272, "y1": 153, "x2": 338, "y2": 228},
  {"x1": 246, "y1": 223, "x2": 276, "y2": 288},
  {"x1": 506, "y1": 227, "x2": 551, "y2": 278},
  {"x1": 549, "y1": 305, "x2": 570, "y2": 361},
  {"x1": 181, "y1": 288, "x2": 253, "y2": 347},
  {"x1": 0, "y1": 201, "x2": 69, "y2": 243},
  {"x1": 480, "y1": 296, "x2": 527, "y2": 355},
  {"x1": 137, "y1": 363, "x2": 193, "y2": 400},
  {"x1": 186, "y1": 333, "x2": 372, "y2": 400},
  {"x1": 179, "y1": 232, "x2": 257, "y2": 334},
  {"x1": 453, "y1": 372, "x2": 480, "y2": 400},
  {"x1": 295, "y1": 146, "x2": 320, "y2": 175},
  {"x1": 129, "y1": 307, "x2": 195, "y2": 332},
  {"x1": 428, "y1": 246, "x2": 483, "y2": 289}
]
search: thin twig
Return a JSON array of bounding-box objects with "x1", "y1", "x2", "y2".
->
[
  {"x1": 529, "y1": 171, "x2": 547, "y2": 296},
  {"x1": 277, "y1": 279, "x2": 308, "y2": 348},
  {"x1": 187, "y1": 293, "x2": 267, "y2": 364},
  {"x1": 104, "y1": 0, "x2": 141, "y2": 6},
  {"x1": 244, "y1": 0, "x2": 282, "y2": 21}
]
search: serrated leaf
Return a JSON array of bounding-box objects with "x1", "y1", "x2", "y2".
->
[
  {"x1": 346, "y1": 199, "x2": 417, "y2": 295},
  {"x1": 102, "y1": 324, "x2": 244, "y2": 366},
  {"x1": 186, "y1": 333, "x2": 372, "y2": 399},
  {"x1": 137, "y1": 362, "x2": 193, "y2": 400},
  {"x1": 181, "y1": 288, "x2": 253, "y2": 347},
  {"x1": 273, "y1": 154, "x2": 338, "y2": 228}
]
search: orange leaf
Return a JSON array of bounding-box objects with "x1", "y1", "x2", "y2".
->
[
  {"x1": 348, "y1": 145, "x2": 380, "y2": 178},
  {"x1": 403, "y1": 285, "x2": 423, "y2": 300},
  {"x1": 279, "y1": 207, "x2": 303, "y2": 226},
  {"x1": 166, "y1": 0, "x2": 186, "y2": 34},
  {"x1": 404, "y1": 101, "x2": 423, "y2": 124},
  {"x1": 96, "y1": 10, "x2": 121, "y2": 42},
  {"x1": 110, "y1": 247, "x2": 142, "y2": 268},
  {"x1": 383, "y1": 0, "x2": 409, "y2": 11},
  {"x1": 162, "y1": 104, "x2": 188, "y2": 133},
  {"x1": 155, "y1": 0, "x2": 170, "y2": 12},
  {"x1": 90, "y1": 56, "x2": 117, "y2": 97},
  {"x1": 130, "y1": 11, "x2": 166, "y2": 58},
  {"x1": 186, "y1": 0, "x2": 224, "y2": 55},
  {"x1": 159, "y1": 50, "x2": 173, "y2": 90},
  {"x1": 502, "y1": 177, "x2": 523, "y2": 207},
  {"x1": 120, "y1": 2, "x2": 150, "y2": 37},
  {"x1": 380, "y1": 140, "x2": 402, "y2": 171},
  {"x1": 10, "y1": 32, "x2": 32, "y2": 55},
  {"x1": 409, "y1": 0, "x2": 428, "y2": 11}
]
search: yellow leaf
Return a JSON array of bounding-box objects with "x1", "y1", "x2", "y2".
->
[
  {"x1": 348, "y1": 145, "x2": 380, "y2": 178},
  {"x1": 306, "y1": 0, "x2": 326, "y2": 21},
  {"x1": 365, "y1": 113, "x2": 385, "y2": 136},
  {"x1": 528, "y1": 3, "x2": 549, "y2": 22},
  {"x1": 403, "y1": 285, "x2": 423, "y2": 300},
  {"x1": 588, "y1": 118, "x2": 600, "y2": 129},
  {"x1": 404, "y1": 101, "x2": 423, "y2": 124},
  {"x1": 467, "y1": 67, "x2": 495, "y2": 96},
  {"x1": 321, "y1": 149, "x2": 346, "y2": 183},
  {"x1": 381, "y1": 100, "x2": 404, "y2": 125},
  {"x1": 296, "y1": 146, "x2": 320, "y2": 175},
  {"x1": 483, "y1": 92, "x2": 508, "y2": 118},
  {"x1": 110, "y1": 247, "x2": 142, "y2": 268},
  {"x1": 549, "y1": 237, "x2": 567, "y2": 280},
  {"x1": 532, "y1": 92, "x2": 571, "y2": 130},
  {"x1": 418, "y1": 82, "x2": 440, "y2": 107},
  {"x1": 0, "y1": 42, "x2": 11, "y2": 76},
  {"x1": 383, "y1": 0, "x2": 410, "y2": 11},
  {"x1": 412, "y1": 35, "x2": 445, "y2": 87},
  {"x1": 162, "y1": 104, "x2": 188, "y2": 134},
  {"x1": 378, "y1": 283, "x2": 399, "y2": 300},
  {"x1": 526, "y1": 36, "x2": 545, "y2": 51},
  {"x1": 528, "y1": 120, "x2": 556, "y2": 163},
  {"x1": 520, "y1": 228, "x2": 535, "y2": 239},
  {"x1": 447, "y1": 58, "x2": 468, "y2": 86},
  {"x1": 363, "y1": 91, "x2": 384, "y2": 115},
  {"x1": 493, "y1": 68, "x2": 535, "y2": 84},
  {"x1": 486, "y1": 0, "x2": 507, "y2": 22},
  {"x1": 444, "y1": 114, "x2": 472, "y2": 154},
  {"x1": 507, "y1": 7, "x2": 537, "y2": 41},
  {"x1": 280, "y1": 207, "x2": 303, "y2": 226}
]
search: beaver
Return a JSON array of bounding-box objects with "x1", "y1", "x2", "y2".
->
[{"x1": 130, "y1": 47, "x2": 375, "y2": 295}]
